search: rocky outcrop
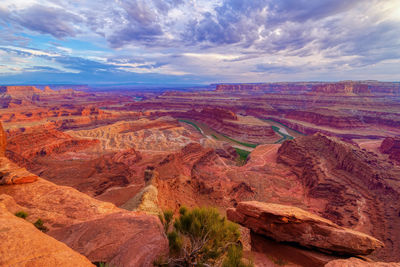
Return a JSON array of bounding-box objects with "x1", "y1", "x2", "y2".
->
[
  {"x1": 7, "y1": 125, "x2": 99, "y2": 161},
  {"x1": 277, "y1": 133, "x2": 400, "y2": 261},
  {"x1": 0, "y1": 203, "x2": 93, "y2": 267},
  {"x1": 0, "y1": 157, "x2": 38, "y2": 184},
  {"x1": 325, "y1": 257, "x2": 400, "y2": 267},
  {"x1": 0, "y1": 137, "x2": 168, "y2": 266},
  {"x1": 0, "y1": 177, "x2": 168, "y2": 266},
  {"x1": 0, "y1": 122, "x2": 38, "y2": 184},
  {"x1": 121, "y1": 168, "x2": 161, "y2": 215},
  {"x1": 227, "y1": 201, "x2": 384, "y2": 255},
  {"x1": 380, "y1": 137, "x2": 400, "y2": 164},
  {"x1": 200, "y1": 107, "x2": 238, "y2": 120},
  {"x1": 49, "y1": 212, "x2": 168, "y2": 266}
]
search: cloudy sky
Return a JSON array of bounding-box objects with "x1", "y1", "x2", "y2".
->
[{"x1": 0, "y1": 0, "x2": 399, "y2": 85}]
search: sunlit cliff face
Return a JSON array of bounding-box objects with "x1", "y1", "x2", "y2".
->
[{"x1": 0, "y1": 0, "x2": 399, "y2": 84}]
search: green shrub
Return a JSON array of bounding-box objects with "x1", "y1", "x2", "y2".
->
[
  {"x1": 157, "y1": 206, "x2": 252, "y2": 267},
  {"x1": 93, "y1": 262, "x2": 115, "y2": 267},
  {"x1": 15, "y1": 211, "x2": 28, "y2": 219},
  {"x1": 235, "y1": 148, "x2": 250, "y2": 166},
  {"x1": 159, "y1": 210, "x2": 174, "y2": 234},
  {"x1": 33, "y1": 219, "x2": 48, "y2": 232},
  {"x1": 222, "y1": 245, "x2": 253, "y2": 267}
]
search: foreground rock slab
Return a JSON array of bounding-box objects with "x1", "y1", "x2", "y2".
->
[
  {"x1": 0, "y1": 176, "x2": 168, "y2": 266},
  {"x1": 49, "y1": 211, "x2": 168, "y2": 267},
  {"x1": 0, "y1": 203, "x2": 93, "y2": 267},
  {"x1": 227, "y1": 201, "x2": 384, "y2": 255}
]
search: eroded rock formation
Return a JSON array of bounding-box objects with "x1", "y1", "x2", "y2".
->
[
  {"x1": 277, "y1": 133, "x2": 400, "y2": 261},
  {"x1": 380, "y1": 137, "x2": 400, "y2": 164},
  {"x1": 0, "y1": 155, "x2": 168, "y2": 266},
  {"x1": 227, "y1": 201, "x2": 384, "y2": 255}
]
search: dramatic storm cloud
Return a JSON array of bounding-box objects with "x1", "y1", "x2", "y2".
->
[{"x1": 0, "y1": 0, "x2": 399, "y2": 84}]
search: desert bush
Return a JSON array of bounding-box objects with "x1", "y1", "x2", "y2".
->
[
  {"x1": 33, "y1": 218, "x2": 48, "y2": 232},
  {"x1": 15, "y1": 211, "x2": 28, "y2": 219},
  {"x1": 159, "y1": 210, "x2": 174, "y2": 234},
  {"x1": 157, "y1": 206, "x2": 252, "y2": 267}
]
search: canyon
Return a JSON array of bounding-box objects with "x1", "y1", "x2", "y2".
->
[{"x1": 1, "y1": 81, "x2": 400, "y2": 266}]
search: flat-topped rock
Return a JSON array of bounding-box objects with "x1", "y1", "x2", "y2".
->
[{"x1": 227, "y1": 201, "x2": 384, "y2": 255}]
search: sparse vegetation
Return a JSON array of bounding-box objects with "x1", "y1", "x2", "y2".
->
[
  {"x1": 156, "y1": 206, "x2": 252, "y2": 267},
  {"x1": 235, "y1": 148, "x2": 250, "y2": 166},
  {"x1": 211, "y1": 134, "x2": 219, "y2": 140},
  {"x1": 15, "y1": 211, "x2": 28, "y2": 219},
  {"x1": 93, "y1": 262, "x2": 115, "y2": 267},
  {"x1": 33, "y1": 218, "x2": 48, "y2": 232},
  {"x1": 159, "y1": 210, "x2": 174, "y2": 234}
]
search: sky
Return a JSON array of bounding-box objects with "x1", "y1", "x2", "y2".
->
[{"x1": 0, "y1": 0, "x2": 399, "y2": 85}]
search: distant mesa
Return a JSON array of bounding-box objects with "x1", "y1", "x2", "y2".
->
[
  {"x1": 215, "y1": 82, "x2": 315, "y2": 93},
  {"x1": 0, "y1": 85, "x2": 90, "y2": 108},
  {"x1": 311, "y1": 81, "x2": 400, "y2": 95},
  {"x1": 215, "y1": 81, "x2": 400, "y2": 95}
]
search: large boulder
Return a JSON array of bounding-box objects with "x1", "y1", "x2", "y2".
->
[
  {"x1": 227, "y1": 201, "x2": 384, "y2": 255},
  {"x1": 0, "y1": 203, "x2": 93, "y2": 267}
]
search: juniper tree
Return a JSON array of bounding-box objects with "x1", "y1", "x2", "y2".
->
[{"x1": 158, "y1": 206, "x2": 252, "y2": 267}]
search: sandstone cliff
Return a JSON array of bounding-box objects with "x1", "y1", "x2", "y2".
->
[
  {"x1": 311, "y1": 81, "x2": 400, "y2": 95},
  {"x1": 277, "y1": 133, "x2": 400, "y2": 261},
  {"x1": 380, "y1": 137, "x2": 400, "y2": 164}
]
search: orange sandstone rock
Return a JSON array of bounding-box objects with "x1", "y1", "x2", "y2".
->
[
  {"x1": 0, "y1": 203, "x2": 94, "y2": 267},
  {"x1": 50, "y1": 212, "x2": 168, "y2": 266},
  {"x1": 0, "y1": 157, "x2": 38, "y2": 184},
  {"x1": 227, "y1": 201, "x2": 384, "y2": 255}
]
